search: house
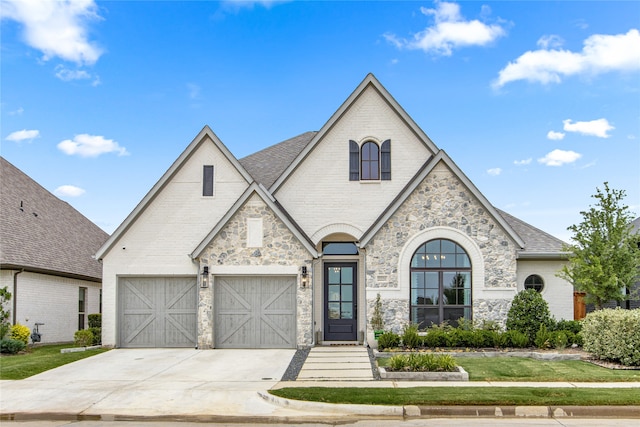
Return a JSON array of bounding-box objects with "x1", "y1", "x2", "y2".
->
[
  {"x1": 0, "y1": 157, "x2": 109, "y2": 343},
  {"x1": 96, "y1": 74, "x2": 572, "y2": 349}
]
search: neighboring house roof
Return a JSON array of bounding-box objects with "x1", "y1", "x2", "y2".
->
[
  {"x1": 96, "y1": 125, "x2": 253, "y2": 260},
  {"x1": 239, "y1": 131, "x2": 317, "y2": 189},
  {"x1": 0, "y1": 157, "x2": 109, "y2": 282},
  {"x1": 631, "y1": 217, "x2": 640, "y2": 234},
  {"x1": 497, "y1": 209, "x2": 568, "y2": 259}
]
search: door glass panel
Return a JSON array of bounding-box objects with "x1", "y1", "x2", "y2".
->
[
  {"x1": 328, "y1": 303, "x2": 340, "y2": 319},
  {"x1": 328, "y1": 267, "x2": 341, "y2": 284},
  {"x1": 341, "y1": 303, "x2": 353, "y2": 319},
  {"x1": 341, "y1": 285, "x2": 352, "y2": 302},
  {"x1": 340, "y1": 267, "x2": 353, "y2": 284},
  {"x1": 328, "y1": 285, "x2": 340, "y2": 302}
]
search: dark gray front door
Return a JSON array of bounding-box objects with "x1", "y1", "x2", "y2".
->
[{"x1": 324, "y1": 263, "x2": 357, "y2": 341}]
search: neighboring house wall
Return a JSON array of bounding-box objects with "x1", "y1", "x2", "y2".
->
[
  {"x1": 100, "y1": 136, "x2": 250, "y2": 346},
  {"x1": 197, "y1": 194, "x2": 314, "y2": 348},
  {"x1": 0, "y1": 270, "x2": 100, "y2": 343},
  {"x1": 516, "y1": 259, "x2": 573, "y2": 320},
  {"x1": 365, "y1": 161, "x2": 518, "y2": 332},
  {"x1": 275, "y1": 85, "x2": 434, "y2": 242}
]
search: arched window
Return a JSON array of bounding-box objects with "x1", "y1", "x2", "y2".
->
[
  {"x1": 361, "y1": 141, "x2": 379, "y2": 180},
  {"x1": 524, "y1": 274, "x2": 544, "y2": 292},
  {"x1": 410, "y1": 239, "x2": 472, "y2": 328}
]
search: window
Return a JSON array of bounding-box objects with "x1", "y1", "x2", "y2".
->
[
  {"x1": 524, "y1": 274, "x2": 544, "y2": 292},
  {"x1": 349, "y1": 139, "x2": 391, "y2": 181},
  {"x1": 79, "y1": 287, "x2": 87, "y2": 330},
  {"x1": 410, "y1": 239, "x2": 472, "y2": 328},
  {"x1": 203, "y1": 165, "x2": 214, "y2": 196},
  {"x1": 322, "y1": 242, "x2": 359, "y2": 255}
]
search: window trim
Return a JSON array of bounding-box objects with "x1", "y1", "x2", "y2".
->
[
  {"x1": 203, "y1": 165, "x2": 214, "y2": 197},
  {"x1": 349, "y1": 139, "x2": 391, "y2": 182},
  {"x1": 524, "y1": 274, "x2": 545, "y2": 293}
]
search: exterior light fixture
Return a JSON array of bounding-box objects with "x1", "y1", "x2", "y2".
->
[
  {"x1": 201, "y1": 266, "x2": 209, "y2": 288},
  {"x1": 301, "y1": 266, "x2": 309, "y2": 288}
]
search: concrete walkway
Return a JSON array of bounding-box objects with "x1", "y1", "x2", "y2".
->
[{"x1": 296, "y1": 346, "x2": 375, "y2": 381}]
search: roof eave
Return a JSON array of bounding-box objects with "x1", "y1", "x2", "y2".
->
[
  {"x1": 517, "y1": 251, "x2": 570, "y2": 260},
  {"x1": 0, "y1": 264, "x2": 102, "y2": 283}
]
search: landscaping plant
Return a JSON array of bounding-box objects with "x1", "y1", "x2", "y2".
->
[
  {"x1": 581, "y1": 308, "x2": 640, "y2": 366},
  {"x1": 387, "y1": 353, "x2": 457, "y2": 372},
  {"x1": 0, "y1": 286, "x2": 11, "y2": 339},
  {"x1": 10, "y1": 323, "x2": 30, "y2": 345},
  {"x1": 401, "y1": 324, "x2": 420, "y2": 349},
  {"x1": 376, "y1": 331, "x2": 400, "y2": 350},
  {"x1": 506, "y1": 289, "x2": 553, "y2": 345},
  {"x1": 74, "y1": 329, "x2": 94, "y2": 347},
  {"x1": 0, "y1": 338, "x2": 26, "y2": 354}
]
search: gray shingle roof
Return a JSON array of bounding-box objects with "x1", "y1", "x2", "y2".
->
[
  {"x1": 497, "y1": 209, "x2": 567, "y2": 254},
  {"x1": 0, "y1": 157, "x2": 109, "y2": 281},
  {"x1": 239, "y1": 131, "x2": 317, "y2": 188}
]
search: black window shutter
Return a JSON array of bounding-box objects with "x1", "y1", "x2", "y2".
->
[
  {"x1": 381, "y1": 139, "x2": 391, "y2": 180},
  {"x1": 203, "y1": 165, "x2": 214, "y2": 196},
  {"x1": 349, "y1": 140, "x2": 359, "y2": 181}
]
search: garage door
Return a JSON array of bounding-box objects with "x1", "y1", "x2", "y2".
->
[
  {"x1": 119, "y1": 277, "x2": 197, "y2": 348},
  {"x1": 215, "y1": 276, "x2": 296, "y2": 348}
]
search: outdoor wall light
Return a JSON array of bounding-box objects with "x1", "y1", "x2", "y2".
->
[
  {"x1": 301, "y1": 266, "x2": 309, "y2": 288},
  {"x1": 201, "y1": 266, "x2": 209, "y2": 288}
]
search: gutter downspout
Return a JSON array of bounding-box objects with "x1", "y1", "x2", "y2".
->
[
  {"x1": 13, "y1": 270, "x2": 22, "y2": 325},
  {"x1": 310, "y1": 259, "x2": 315, "y2": 346}
]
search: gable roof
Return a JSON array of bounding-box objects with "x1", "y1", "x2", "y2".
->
[
  {"x1": 0, "y1": 157, "x2": 108, "y2": 281},
  {"x1": 497, "y1": 209, "x2": 568, "y2": 259},
  {"x1": 239, "y1": 131, "x2": 317, "y2": 188},
  {"x1": 96, "y1": 126, "x2": 253, "y2": 260},
  {"x1": 191, "y1": 182, "x2": 318, "y2": 259},
  {"x1": 359, "y1": 151, "x2": 526, "y2": 250},
  {"x1": 631, "y1": 217, "x2": 640, "y2": 234},
  {"x1": 269, "y1": 73, "x2": 440, "y2": 193}
]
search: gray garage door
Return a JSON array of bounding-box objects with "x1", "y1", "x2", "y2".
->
[
  {"x1": 215, "y1": 276, "x2": 296, "y2": 348},
  {"x1": 119, "y1": 277, "x2": 197, "y2": 348}
]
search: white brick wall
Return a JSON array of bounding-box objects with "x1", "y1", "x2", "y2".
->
[
  {"x1": 516, "y1": 259, "x2": 573, "y2": 320},
  {"x1": 100, "y1": 135, "x2": 250, "y2": 346},
  {"x1": 0, "y1": 270, "x2": 101, "y2": 344},
  {"x1": 275, "y1": 86, "x2": 435, "y2": 241}
]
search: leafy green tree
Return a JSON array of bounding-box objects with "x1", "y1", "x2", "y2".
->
[
  {"x1": 0, "y1": 287, "x2": 11, "y2": 339},
  {"x1": 558, "y1": 183, "x2": 640, "y2": 309}
]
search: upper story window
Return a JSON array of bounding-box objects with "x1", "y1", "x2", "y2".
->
[
  {"x1": 524, "y1": 274, "x2": 544, "y2": 292},
  {"x1": 349, "y1": 139, "x2": 391, "y2": 181},
  {"x1": 203, "y1": 165, "x2": 214, "y2": 196}
]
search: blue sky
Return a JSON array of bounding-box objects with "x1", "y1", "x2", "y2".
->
[{"x1": 2, "y1": 0, "x2": 639, "y2": 242}]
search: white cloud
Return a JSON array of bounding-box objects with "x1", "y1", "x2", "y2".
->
[
  {"x1": 54, "y1": 185, "x2": 85, "y2": 197},
  {"x1": 54, "y1": 64, "x2": 99, "y2": 85},
  {"x1": 514, "y1": 158, "x2": 532, "y2": 166},
  {"x1": 1, "y1": 0, "x2": 103, "y2": 65},
  {"x1": 57, "y1": 134, "x2": 129, "y2": 157},
  {"x1": 384, "y1": 1, "x2": 506, "y2": 56},
  {"x1": 493, "y1": 29, "x2": 640, "y2": 88},
  {"x1": 547, "y1": 130, "x2": 565, "y2": 140},
  {"x1": 8, "y1": 107, "x2": 24, "y2": 116},
  {"x1": 487, "y1": 167, "x2": 502, "y2": 176},
  {"x1": 222, "y1": 0, "x2": 289, "y2": 10},
  {"x1": 6, "y1": 129, "x2": 40, "y2": 142},
  {"x1": 563, "y1": 118, "x2": 614, "y2": 138},
  {"x1": 538, "y1": 149, "x2": 582, "y2": 166},
  {"x1": 536, "y1": 35, "x2": 564, "y2": 49}
]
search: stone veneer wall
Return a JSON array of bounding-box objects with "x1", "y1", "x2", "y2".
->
[
  {"x1": 197, "y1": 194, "x2": 313, "y2": 348},
  {"x1": 365, "y1": 161, "x2": 517, "y2": 331}
]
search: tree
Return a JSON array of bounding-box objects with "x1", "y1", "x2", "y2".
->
[
  {"x1": 0, "y1": 286, "x2": 12, "y2": 339},
  {"x1": 558, "y1": 182, "x2": 640, "y2": 309}
]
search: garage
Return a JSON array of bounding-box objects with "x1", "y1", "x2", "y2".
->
[
  {"x1": 118, "y1": 277, "x2": 197, "y2": 348},
  {"x1": 215, "y1": 276, "x2": 296, "y2": 348}
]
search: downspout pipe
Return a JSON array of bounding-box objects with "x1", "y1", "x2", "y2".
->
[{"x1": 13, "y1": 270, "x2": 22, "y2": 325}]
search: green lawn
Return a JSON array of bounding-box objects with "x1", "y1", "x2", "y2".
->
[
  {"x1": 270, "y1": 386, "x2": 640, "y2": 406},
  {"x1": 0, "y1": 344, "x2": 109, "y2": 380},
  {"x1": 377, "y1": 356, "x2": 640, "y2": 382}
]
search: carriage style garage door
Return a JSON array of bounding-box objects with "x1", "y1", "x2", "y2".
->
[
  {"x1": 118, "y1": 277, "x2": 197, "y2": 348},
  {"x1": 215, "y1": 276, "x2": 296, "y2": 349}
]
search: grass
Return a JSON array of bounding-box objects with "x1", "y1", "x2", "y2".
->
[
  {"x1": 270, "y1": 386, "x2": 640, "y2": 406},
  {"x1": 377, "y1": 356, "x2": 640, "y2": 382},
  {"x1": 0, "y1": 344, "x2": 109, "y2": 380}
]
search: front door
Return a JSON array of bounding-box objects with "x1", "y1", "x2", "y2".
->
[{"x1": 324, "y1": 262, "x2": 357, "y2": 341}]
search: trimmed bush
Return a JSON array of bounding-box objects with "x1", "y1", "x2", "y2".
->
[
  {"x1": 89, "y1": 327, "x2": 102, "y2": 345},
  {"x1": 387, "y1": 353, "x2": 457, "y2": 372},
  {"x1": 581, "y1": 308, "x2": 640, "y2": 366},
  {"x1": 377, "y1": 331, "x2": 400, "y2": 350},
  {"x1": 401, "y1": 324, "x2": 420, "y2": 349},
  {"x1": 502, "y1": 330, "x2": 530, "y2": 348},
  {"x1": 88, "y1": 314, "x2": 102, "y2": 328},
  {"x1": 422, "y1": 329, "x2": 447, "y2": 348},
  {"x1": 74, "y1": 329, "x2": 94, "y2": 347},
  {"x1": 506, "y1": 289, "x2": 553, "y2": 345},
  {"x1": 10, "y1": 323, "x2": 30, "y2": 345},
  {"x1": 551, "y1": 331, "x2": 569, "y2": 349},
  {"x1": 0, "y1": 338, "x2": 26, "y2": 354},
  {"x1": 553, "y1": 319, "x2": 582, "y2": 335}
]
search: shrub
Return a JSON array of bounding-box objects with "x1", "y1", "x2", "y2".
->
[
  {"x1": 10, "y1": 323, "x2": 30, "y2": 345},
  {"x1": 581, "y1": 308, "x2": 640, "y2": 366},
  {"x1": 506, "y1": 289, "x2": 553, "y2": 345},
  {"x1": 422, "y1": 329, "x2": 447, "y2": 348},
  {"x1": 0, "y1": 338, "x2": 26, "y2": 354},
  {"x1": 551, "y1": 331, "x2": 569, "y2": 350},
  {"x1": 386, "y1": 353, "x2": 457, "y2": 372},
  {"x1": 470, "y1": 329, "x2": 500, "y2": 348},
  {"x1": 401, "y1": 324, "x2": 420, "y2": 349},
  {"x1": 88, "y1": 314, "x2": 102, "y2": 329},
  {"x1": 89, "y1": 327, "x2": 102, "y2": 345},
  {"x1": 74, "y1": 329, "x2": 94, "y2": 347},
  {"x1": 534, "y1": 324, "x2": 552, "y2": 349},
  {"x1": 502, "y1": 330, "x2": 530, "y2": 348},
  {"x1": 0, "y1": 286, "x2": 11, "y2": 339},
  {"x1": 377, "y1": 331, "x2": 400, "y2": 350},
  {"x1": 554, "y1": 319, "x2": 582, "y2": 335}
]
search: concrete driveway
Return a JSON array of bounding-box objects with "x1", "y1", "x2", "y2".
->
[{"x1": 0, "y1": 348, "x2": 316, "y2": 419}]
